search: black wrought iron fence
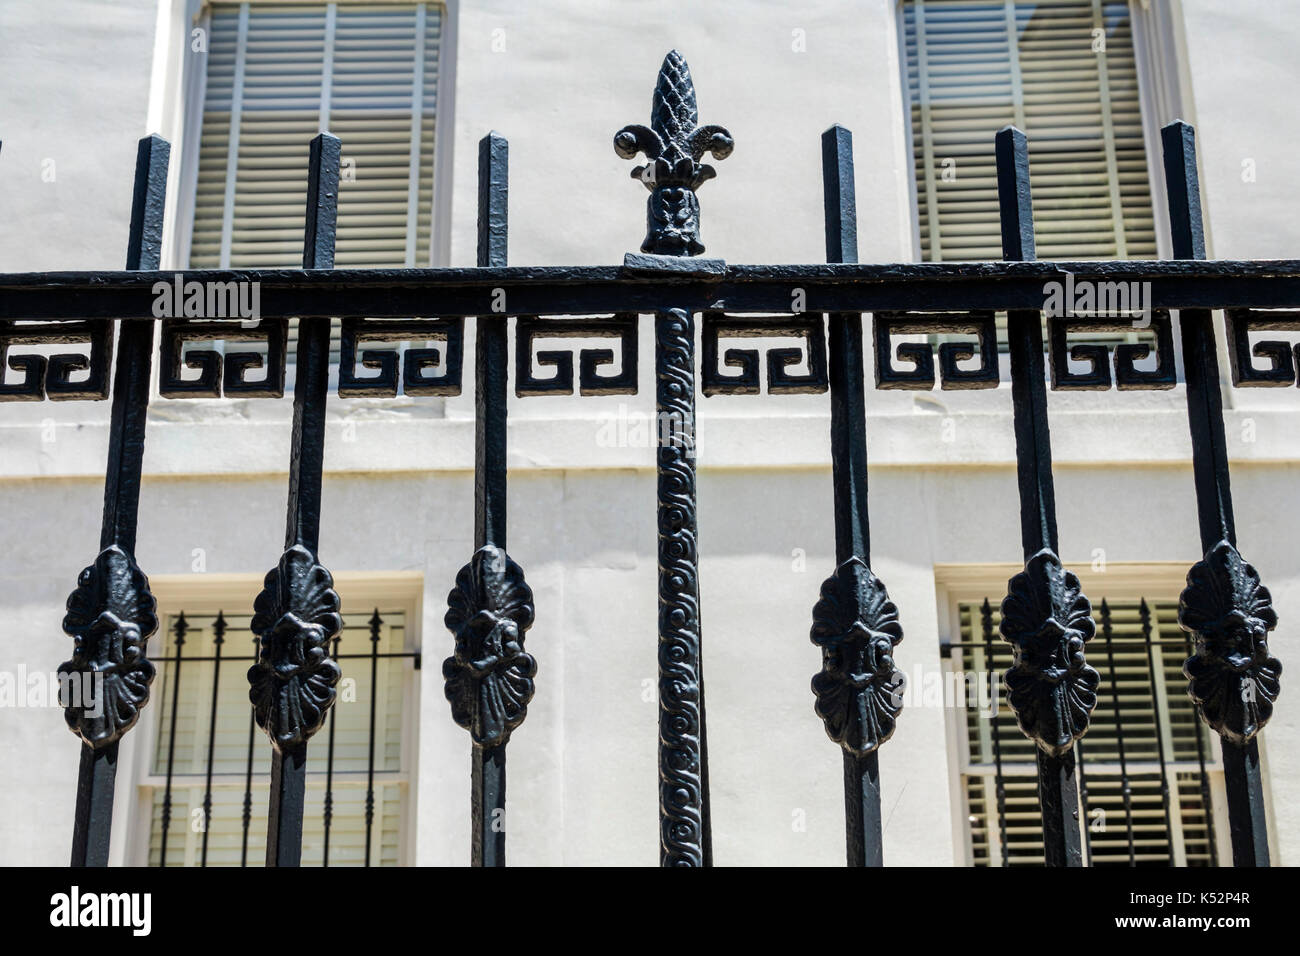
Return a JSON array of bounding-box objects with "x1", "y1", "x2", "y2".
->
[{"x1": 1, "y1": 50, "x2": 1290, "y2": 867}]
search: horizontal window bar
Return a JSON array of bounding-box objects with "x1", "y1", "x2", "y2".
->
[{"x1": 149, "y1": 651, "x2": 418, "y2": 664}]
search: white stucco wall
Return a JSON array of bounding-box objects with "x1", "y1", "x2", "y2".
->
[
  {"x1": 1, "y1": 0, "x2": 1299, "y2": 866},
  {"x1": 1178, "y1": 0, "x2": 1300, "y2": 261},
  {"x1": 445, "y1": 0, "x2": 915, "y2": 267},
  {"x1": 0, "y1": 0, "x2": 159, "y2": 270}
]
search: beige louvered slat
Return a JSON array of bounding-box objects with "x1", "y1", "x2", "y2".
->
[{"x1": 146, "y1": 782, "x2": 404, "y2": 866}]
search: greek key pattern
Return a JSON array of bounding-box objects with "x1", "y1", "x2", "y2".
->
[
  {"x1": 1224, "y1": 308, "x2": 1300, "y2": 386},
  {"x1": 159, "y1": 318, "x2": 288, "y2": 398},
  {"x1": 0, "y1": 320, "x2": 113, "y2": 401},
  {"x1": 701, "y1": 313, "x2": 827, "y2": 395},
  {"x1": 873, "y1": 311, "x2": 999, "y2": 390},
  {"x1": 514, "y1": 315, "x2": 638, "y2": 396},
  {"x1": 338, "y1": 317, "x2": 464, "y2": 397},
  {"x1": 1047, "y1": 311, "x2": 1176, "y2": 390}
]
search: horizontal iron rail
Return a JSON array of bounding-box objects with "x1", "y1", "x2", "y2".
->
[{"x1": 6, "y1": 261, "x2": 1300, "y2": 319}]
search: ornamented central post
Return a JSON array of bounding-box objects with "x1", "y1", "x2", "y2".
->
[{"x1": 616, "y1": 50, "x2": 731, "y2": 866}]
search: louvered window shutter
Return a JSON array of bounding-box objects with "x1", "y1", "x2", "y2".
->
[
  {"x1": 191, "y1": 2, "x2": 442, "y2": 270},
  {"x1": 903, "y1": 0, "x2": 1156, "y2": 262}
]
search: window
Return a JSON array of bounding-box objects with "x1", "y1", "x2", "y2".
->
[
  {"x1": 138, "y1": 603, "x2": 418, "y2": 866},
  {"x1": 190, "y1": 2, "x2": 443, "y2": 270},
  {"x1": 948, "y1": 597, "x2": 1222, "y2": 866},
  {"x1": 181, "y1": 2, "x2": 442, "y2": 372},
  {"x1": 902, "y1": 0, "x2": 1156, "y2": 261}
]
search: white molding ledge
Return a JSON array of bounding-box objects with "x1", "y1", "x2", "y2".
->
[{"x1": 1, "y1": 401, "x2": 1297, "y2": 479}]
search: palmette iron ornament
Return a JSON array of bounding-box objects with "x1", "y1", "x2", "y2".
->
[
  {"x1": 444, "y1": 545, "x2": 537, "y2": 747},
  {"x1": 248, "y1": 544, "x2": 342, "y2": 750},
  {"x1": 615, "y1": 50, "x2": 733, "y2": 256},
  {"x1": 1179, "y1": 540, "x2": 1281, "y2": 745},
  {"x1": 60, "y1": 545, "x2": 158, "y2": 748},
  {"x1": 810, "y1": 557, "x2": 905, "y2": 755},
  {"x1": 1000, "y1": 549, "x2": 1100, "y2": 757}
]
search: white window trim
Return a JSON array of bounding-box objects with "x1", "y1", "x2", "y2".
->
[
  {"x1": 147, "y1": 0, "x2": 460, "y2": 272},
  {"x1": 109, "y1": 570, "x2": 424, "y2": 866},
  {"x1": 1130, "y1": 0, "x2": 1199, "y2": 260},
  {"x1": 933, "y1": 561, "x2": 1248, "y2": 867}
]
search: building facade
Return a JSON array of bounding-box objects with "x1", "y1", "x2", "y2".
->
[{"x1": 0, "y1": 0, "x2": 1297, "y2": 866}]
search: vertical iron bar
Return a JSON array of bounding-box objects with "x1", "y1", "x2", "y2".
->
[
  {"x1": 997, "y1": 131, "x2": 1057, "y2": 558},
  {"x1": 1076, "y1": 739, "x2": 1093, "y2": 864},
  {"x1": 103, "y1": 134, "x2": 168, "y2": 551},
  {"x1": 261, "y1": 131, "x2": 342, "y2": 869},
  {"x1": 1140, "y1": 600, "x2": 1176, "y2": 863},
  {"x1": 1162, "y1": 122, "x2": 1233, "y2": 547},
  {"x1": 1184, "y1": 628, "x2": 1220, "y2": 866},
  {"x1": 473, "y1": 132, "x2": 509, "y2": 868},
  {"x1": 657, "y1": 305, "x2": 706, "y2": 867},
  {"x1": 842, "y1": 753, "x2": 881, "y2": 867},
  {"x1": 1100, "y1": 601, "x2": 1136, "y2": 865},
  {"x1": 1221, "y1": 739, "x2": 1268, "y2": 865},
  {"x1": 240, "y1": 639, "x2": 256, "y2": 869},
  {"x1": 472, "y1": 744, "x2": 506, "y2": 868},
  {"x1": 199, "y1": 611, "x2": 226, "y2": 867},
  {"x1": 1036, "y1": 750, "x2": 1080, "y2": 867},
  {"x1": 981, "y1": 599, "x2": 1009, "y2": 867},
  {"x1": 611, "y1": 55, "x2": 728, "y2": 867},
  {"x1": 322, "y1": 634, "x2": 341, "y2": 867},
  {"x1": 822, "y1": 126, "x2": 868, "y2": 563},
  {"x1": 72, "y1": 742, "x2": 119, "y2": 868},
  {"x1": 364, "y1": 609, "x2": 381, "y2": 867},
  {"x1": 265, "y1": 746, "x2": 307, "y2": 868},
  {"x1": 285, "y1": 134, "x2": 338, "y2": 558},
  {"x1": 70, "y1": 133, "x2": 169, "y2": 868},
  {"x1": 476, "y1": 133, "x2": 509, "y2": 550},
  {"x1": 996, "y1": 126, "x2": 1083, "y2": 867},
  {"x1": 1161, "y1": 121, "x2": 1268, "y2": 866},
  {"x1": 698, "y1": 632, "x2": 713, "y2": 866},
  {"x1": 822, "y1": 125, "x2": 883, "y2": 867},
  {"x1": 158, "y1": 613, "x2": 187, "y2": 867},
  {"x1": 605, "y1": 59, "x2": 720, "y2": 865},
  {"x1": 441, "y1": 134, "x2": 536, "y2": 872}
]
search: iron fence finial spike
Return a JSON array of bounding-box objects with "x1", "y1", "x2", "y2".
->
[{"x1": 615, "y1": 49, "x2": 732, "y2": 256}]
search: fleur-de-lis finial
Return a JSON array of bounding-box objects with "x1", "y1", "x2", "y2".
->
[{"x1": 614, "y1": 50, "x2": 733, "y2": 256}]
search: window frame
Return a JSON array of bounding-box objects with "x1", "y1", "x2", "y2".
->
[
  {"x1": 934, "y1": 561, "x2": 1238, "y2": 867},
  {"x1": 110, "y1": 570, "x2": 424, "y2": 866}
]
